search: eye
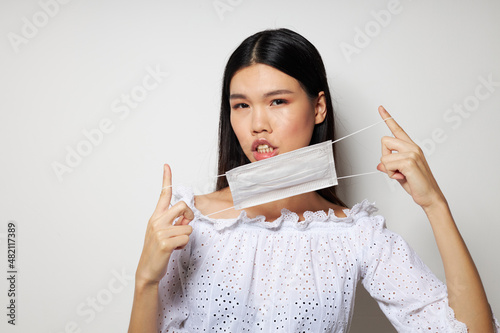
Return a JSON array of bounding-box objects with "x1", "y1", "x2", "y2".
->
[
  {"x1": 232, "y1": 103, "x2": 249, "y2": 109},
  {"x1": 271, "y1": 99, "x2": 287, "y2": 106}
]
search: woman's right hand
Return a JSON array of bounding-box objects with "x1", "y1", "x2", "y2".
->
[{"x1": 135, "y1": 164, "x2": 194, "y2": 286}]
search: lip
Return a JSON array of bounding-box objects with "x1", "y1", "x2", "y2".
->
[{"x1": 251, "y1": 138, "x2": 278, "y2": 161}]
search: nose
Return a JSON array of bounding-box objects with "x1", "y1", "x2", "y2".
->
[{"x1": 251, "y1": 106, "x2": 272, "y2": 134}]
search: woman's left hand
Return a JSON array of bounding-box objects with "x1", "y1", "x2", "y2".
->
[{"x1": 376, "y1": 105, "x2": 447, "y2": 211}]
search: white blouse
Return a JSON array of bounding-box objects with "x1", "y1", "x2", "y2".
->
[{"x1": 158, "y1": 187, "x2": 499, "y2": 332}]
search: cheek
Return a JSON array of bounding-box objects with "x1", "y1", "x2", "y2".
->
[
  {"x1": 230, "y1": 115, "x2": 246, "y2": 144},
  {"x1": 279, "y1": 114, "x2": 316, "y2": 144}
]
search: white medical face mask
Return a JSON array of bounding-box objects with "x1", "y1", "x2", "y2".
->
[
  {"x1": 164, "y1": 118, "x2": 391, "y2": 216},
  {"x1": 226, "y1": 140, "x2": 337, "y2": 209}
]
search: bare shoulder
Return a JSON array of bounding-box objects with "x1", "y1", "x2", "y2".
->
[
  {"x1": 194, "y1": 187, "x2": 239, "y2": 218},
  {"x1": 320, "y1": 197, "x2": 348, "y2": 218}
]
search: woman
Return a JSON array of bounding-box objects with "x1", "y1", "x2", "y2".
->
[{"x1": 128, "y1": 29, "x2": 498, "y2": 332}]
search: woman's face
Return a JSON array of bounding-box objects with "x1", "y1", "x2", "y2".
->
[{"x1": 229, "y1": 63, "x2": 326, "y2": 162}]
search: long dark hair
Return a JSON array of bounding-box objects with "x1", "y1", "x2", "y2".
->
[{"x1": 216, "y1": 28, "x2": 345, "y2": 207}]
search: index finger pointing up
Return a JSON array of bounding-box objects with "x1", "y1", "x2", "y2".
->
[
  {"x1": 378, "y1": 105, "x2": 413, "y2": 143},
  {"x1": 153, "y1": 164, "x2": 173, "y2": 216}
]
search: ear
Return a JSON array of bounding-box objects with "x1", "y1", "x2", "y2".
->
[{"x1": 314, "y1": 91, "x2": 327, "y2": 124}]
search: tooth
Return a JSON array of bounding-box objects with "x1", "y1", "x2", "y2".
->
[{"x1": 256, "y1": 145, "x2": 274, "y2": 154}]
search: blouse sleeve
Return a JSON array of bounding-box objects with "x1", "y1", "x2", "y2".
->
[
  {"x1": 357, "y1": 214, "x2": 499, "y2": 332},
  {"x1": 157, "y1": 240, "x2": 192, "y2": 333}
]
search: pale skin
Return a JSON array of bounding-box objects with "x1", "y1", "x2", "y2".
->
[{"x1": 128, "y1": 64, "x2": 494, "y2": 332}]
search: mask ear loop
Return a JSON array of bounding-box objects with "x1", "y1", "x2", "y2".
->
[
  {"x1": 161, "y1": 173, "x2": 227, "y2": 191},
  {"x1": 331, "y1": 117, "x2": 392, "y2": 144},
  {"x1": 331, "y1": 117, "x2": 392, "y2": 181},
  {"x1": 164, "y1": 117, "x2": 393, "y2": 217}
]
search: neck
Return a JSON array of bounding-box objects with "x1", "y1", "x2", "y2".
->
[{"x1": 242, "y1": 191, "x2": 329, "y2": 220}]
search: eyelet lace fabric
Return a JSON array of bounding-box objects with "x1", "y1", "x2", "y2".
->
[{"x1": 158, "y1": 186, "x2": 499, "y2": 332}]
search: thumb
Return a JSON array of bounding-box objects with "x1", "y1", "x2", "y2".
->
[{"x1": 377, "y1": 163, "x2": 405, "y2": 180}]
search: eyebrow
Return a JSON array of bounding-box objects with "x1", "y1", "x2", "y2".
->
[{"x1": 229, "y1": 89, "x2": 294, "y2": 100}]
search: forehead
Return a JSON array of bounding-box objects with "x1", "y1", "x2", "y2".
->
[{"x1": 229, "y1": 63, "x2": 302, "y2": 95}]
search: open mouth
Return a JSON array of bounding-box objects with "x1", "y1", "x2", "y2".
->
[
  {"x1": 252, "y1": 139, "x2": 278, "y2": 161},
  {"x1": 256, "y1": 144, "x2": 274, "y2": 154}
]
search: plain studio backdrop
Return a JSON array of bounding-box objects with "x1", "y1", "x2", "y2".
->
[{"x1": 1, "y1": 0, "x2": 499, "y2": 332}]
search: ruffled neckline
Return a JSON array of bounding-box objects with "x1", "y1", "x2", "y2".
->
[{"x1": 172, "y1": 186, "x2": 378, "y2": 231}]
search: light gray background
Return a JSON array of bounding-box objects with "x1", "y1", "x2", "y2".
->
[{"x1": 1, "y1": 0, "x2": 499, "y2": 332}]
